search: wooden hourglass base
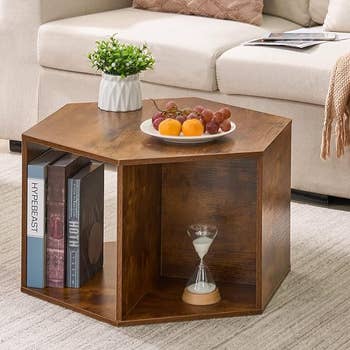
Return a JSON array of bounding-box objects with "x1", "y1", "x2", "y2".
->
[{"x1": 182, "y1": 288, "x2": 221, "y2": 306}]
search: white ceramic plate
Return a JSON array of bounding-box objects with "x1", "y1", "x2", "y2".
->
[{"x1": 140, "y1": 119, "x2": 236, "y2": 144}]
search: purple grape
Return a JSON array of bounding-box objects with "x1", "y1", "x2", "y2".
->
[
  {"x1": 220, "y1": 119, "x2": 232, "y2": 132},
  {"x1": 152, "y1": 111, "x2": 163, "y2": 122},
  {"x1": 153, "y1": 117, "x2": 165, "y2": 130},
  {"x1": 213, "y1": 111, "x2": 225, "y2": 125},
  {"x1": 220, "y1": 107, "x2": 232, "y2": 119},
  {"x1": 206, "y1": 121, "x2": 219, "y2": 134},
  {"x1": 165, "y1": 101, "x2": 177, "y2": 111},
  {"x1": 187, "y1": 112, "x2": 201, "y2": 120},
  {"x1": 201, "y1": 109, "x2": 214, "y2": 123},
  {"x1": 193, "y1": 105, "x2": 205, "y2": 114},
  {"x1": 176, "y1": 115, "x2": 186, "y2": 124}
]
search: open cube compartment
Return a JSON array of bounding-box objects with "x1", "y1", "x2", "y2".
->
[
  {"x1": 21, "y1": 141, "x2": 117, "y2": 325},
  {"x1": 118, "y1": 158, "x2": 261, "y2": 325}
]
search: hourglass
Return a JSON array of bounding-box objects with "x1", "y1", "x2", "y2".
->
[{"x1": 182, "y1": 224, "x2": 221, "y2": 305}]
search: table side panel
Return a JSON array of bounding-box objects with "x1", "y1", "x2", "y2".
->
[
  {"x1": 261, "y1": 124, "x2": 291, "y2": 308},
  {"x1": 118, "y1": 164, "x2": 162, "y2": 319}
]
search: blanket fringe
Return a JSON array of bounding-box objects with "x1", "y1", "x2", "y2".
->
[{"x1": 320, "y1": 53, "x2": 350, "y2": 160}]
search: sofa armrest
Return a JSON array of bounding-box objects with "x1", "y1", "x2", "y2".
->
[{"x1": 0, "y1": 0, "x2": 132, "y2": 140}]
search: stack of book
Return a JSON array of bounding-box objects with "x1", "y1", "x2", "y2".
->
[{"x1": 26, "y1": 149, "x2": 104, "y2": 289}]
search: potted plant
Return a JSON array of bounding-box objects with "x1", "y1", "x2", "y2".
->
[{"x1": 88, "y1": 35, "x2": 155, "y2": 112}]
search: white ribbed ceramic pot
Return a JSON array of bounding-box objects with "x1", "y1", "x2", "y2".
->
[{"x1": 98, "y1": 73, "x2": 142, "y2": 112}]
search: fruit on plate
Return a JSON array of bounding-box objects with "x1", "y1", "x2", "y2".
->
[
  {"x1": 193, "y1": 105, "x2": 205, "y2": 114},
  {"x1": 220, "y1": 107, "x2": 231, "y2": 119},
  {"x1": 152, "y1": 111, "x2": 163, "y2": 122},
  {"x1": 201, "y1": 109, "x2": 214, "y2": 123},
  {"x1": 153, "y1": 117, "x2": 165, "y2": 130},
  {"x1": 206, "y1": 121, "x2": 220, "y2": 135},
  {"x1": 213, "y1": 111, "x2": 225, "y2": 125},
  {"x1": 150, "y1": 100, "x2": 233, "y2": 137},
  {"x1": 159, "y1": 118, "x2": 182, "y2": 136},
  {"x1": 182, "y1": 119, "x2": 204, "y2": 136},
  {"x1": 165, "y1": 101, "x2": 177, "y2": 111},
  {"x1": 176, "y1": 115, "x2": 186, "y2": 124},
  {"x1": 187, "y1": 112, "x2": 201, "y2": 120},
  {"x1": 220, "y1": 119, "x2": 232, "y2": 132}
]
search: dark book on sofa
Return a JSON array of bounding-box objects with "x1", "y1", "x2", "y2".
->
[
  {"x1": 46, "y1": 154, "x2": 90, "y2": 288},
  {"x1": 27, "y1": 149, "x2": 65, "y2": 288},
  {"x1": 66, "y1": 162, "x2": 104, "y2": 288}
]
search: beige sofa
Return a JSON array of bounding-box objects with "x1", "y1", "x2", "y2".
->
[{"x1": 1, "y1": 0, "x2": 350, "y2": 198}]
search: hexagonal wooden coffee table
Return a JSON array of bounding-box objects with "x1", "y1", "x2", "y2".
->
[{"x1": 21, "y1": 98, "x2": 291, "y2": 326}]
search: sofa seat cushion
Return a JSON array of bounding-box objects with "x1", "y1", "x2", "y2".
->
[
  {"x1": 38, "y1": 7, "x2": 300, "y2": 92},
  {"x1": 217, "y1": 36, "x2": 350, "y2": 105}
]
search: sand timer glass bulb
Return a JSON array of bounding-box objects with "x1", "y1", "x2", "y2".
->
[{"x1": 182, "y1": 224, "x2": 221, "y2": 306}]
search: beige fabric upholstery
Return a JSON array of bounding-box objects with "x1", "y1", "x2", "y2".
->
[
  {"x1": 38, "y1": 8, "x2": 299, "y2": 92},
  {"x1": 324, "y1": 0, "x2": 350, "y2": 32},
  {"x1": 38, "y1": 67, "x2": 350, "y2": 198},
  {"x1": 0, "y1": 0, "x2": 132, "y2": 140},
  {"x1": 309, "y1": 0, "x2": 329, "y2": 24},
  {"x1": 263, "y1": 0, "x2": 312, "y2": 26},
  {"x1": 41, "y1": 0, "x2": 132, "y2": 23},
  {"x1": 133, "y1": 0, "x2": 264, "y2": 25},
  {"x1": 216, "y1": 39, "x2": 350, "y2": 105}
]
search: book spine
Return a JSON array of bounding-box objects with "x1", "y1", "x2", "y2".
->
[
  {"x1": 46, "y1": 167, "x2": 65, "y2": 288},
  {"x1": 27, "y1": 165, "x2": 46, "y2": 288},
  {"x1": 67, "y1": 179, "x2": 80, "y2": 288}
]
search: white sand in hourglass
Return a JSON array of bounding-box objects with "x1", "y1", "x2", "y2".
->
[
  {"x1": 186, "y1": 236, "x2": 216, "y2": 294},
  {"x1": 193, "y1": 236, "x2": 213, "y2": 259}
]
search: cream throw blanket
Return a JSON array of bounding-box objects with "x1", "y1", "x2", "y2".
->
[{"x1": 321, "y1": 53, "x2": 350, "y2": 159}]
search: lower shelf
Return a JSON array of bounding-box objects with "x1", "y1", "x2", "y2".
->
[
  {"x1": 122, "y1": 278, "x2": 260, "y2": 325},
  {"x1": 21, "y1": 242, "x2": 260, "y2": 326},
  {"x1": 22, "y1": 242, "x2": 116, "y2": 325}
]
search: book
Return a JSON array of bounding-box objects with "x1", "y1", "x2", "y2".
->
[
  {"x1": 66, "y1": 162, "x2": 104, "y2": 288},
  {"x1": 46, "y1": 154, "x2": 90, "y2": 288},
  {"x1": 27, "y1": 149, "x2": 65, "y2": 288}
]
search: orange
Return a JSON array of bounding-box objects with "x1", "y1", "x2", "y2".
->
[
  {"x1": 159, "y1": 118, "x2": 182, "y2": 136},
  {"x1": 182, "y1": 119, "x2": 204, "y2": 137}
]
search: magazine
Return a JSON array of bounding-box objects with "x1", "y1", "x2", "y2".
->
[
  {"x1": 243, "y1": 28, "x2": 350, "y2": 50},
  {"x1": 266, "y1": 32, "x2": 336, "y2": 41},
  {"x1": 244, "y1": 38, "x2": 326, "y2": 49}
]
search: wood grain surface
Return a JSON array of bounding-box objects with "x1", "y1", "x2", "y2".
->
[
  {"x1": 22, "y1": 242, "x2": 117, "y2": 325},
  {"x1": 22, "y1": 98, "x2": 290, "y2": 165},
  {"x1": 117, "y1": 164, "x2": 162, "y2": 319},
  {"x1": 260, "y1": 124, "x2": 291, "y2": 308},
  {"x1": 161, "y1": 159, "x2": 257, "y2": 286}
]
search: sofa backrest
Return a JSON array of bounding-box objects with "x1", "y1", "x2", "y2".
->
[
  {"x1": 309, "y1": 0, "x2": 329, "y2": 24},
  {"x1": 41, "y1": 0, "x2": 133, "y2": 23},
  {"x1": 263, "y1": 0, "x2": 312, "y2": 26}
]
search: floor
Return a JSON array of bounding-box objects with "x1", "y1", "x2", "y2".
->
[{"x1": 1, "y1": 140, "x2": 350, "y2": 350}]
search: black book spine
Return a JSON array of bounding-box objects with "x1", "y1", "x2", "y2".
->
[{"x1": 67, "y1": 178, "x2": 80, "y2": 288}]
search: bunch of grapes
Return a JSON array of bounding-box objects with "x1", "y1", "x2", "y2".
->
[{"x1": 152, "y1": 100, "x2": 232, "y2": 135}]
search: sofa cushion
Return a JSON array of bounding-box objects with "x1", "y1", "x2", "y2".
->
[
  {"x1": 324, "y1": 0, "x2": 350, "y2": 32},
  {"x1": 309, "y1": 0, "x2": 329, "y2": 24},
  {"x1": 38, "y1": 7, "x2": 300, "y2": 92},
  {"x1": 216, "y1": 36, "x2": 350, "y2": 105},
  {"x1": 132, "y1": 0, "x2": 264, "y2": 26},
  {"x1": 263, "y1": 0, "x2": 312, "y2": 26}
]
